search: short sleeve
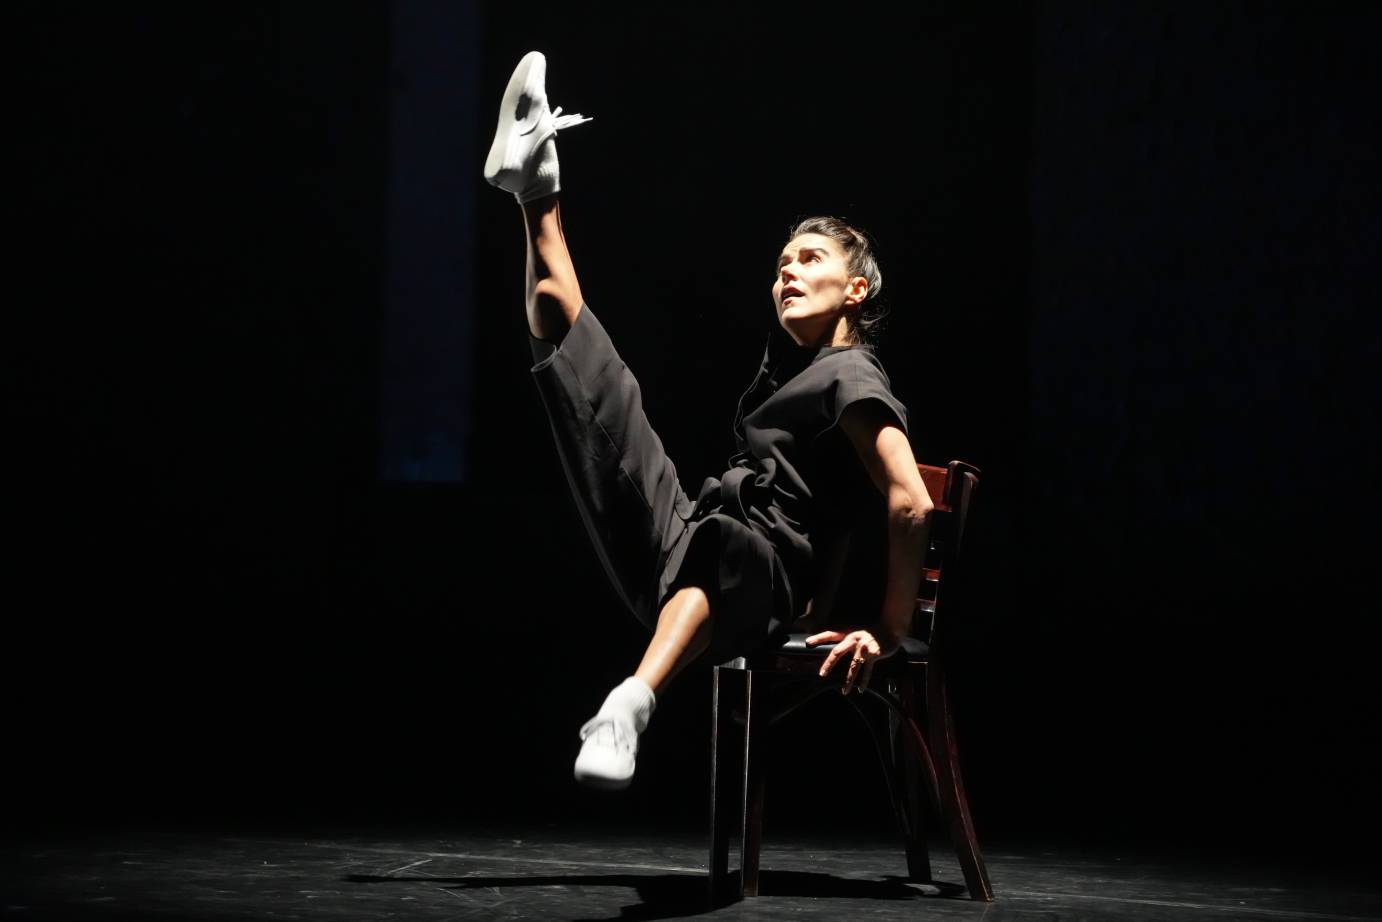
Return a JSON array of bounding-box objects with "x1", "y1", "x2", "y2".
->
[{"x1": 820, "y1": 349, "x2": 909, "y2": 437}]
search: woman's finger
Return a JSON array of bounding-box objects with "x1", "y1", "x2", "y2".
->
[
  {"x1": 821, "y1": 637, "x2": 860, "y2": 678},
  {"x1": 858, "y1": 656, "x2": 876, "y2": 693},
  {"x1": 851, "y1": 639, "x2": 881, "y2": 694},
  {"x1": 843, "y1": 650, "x2": 865, "y2": 694},
  {"x1": 805, "y1": 631, "x2": 844, "y2": 646},
  {"x1": 819, "y1": 639, "x2": 850, "y2": 677}
]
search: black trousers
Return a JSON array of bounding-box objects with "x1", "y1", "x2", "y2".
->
[{"x1": 529, "y1": 302, "x2": 701, "y2": 632}]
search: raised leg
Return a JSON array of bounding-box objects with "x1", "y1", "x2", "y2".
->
[
  {"x1": 523, "y1": 202, "x2": 696, "y2": 629},
  {"x1": 520, "y1": 194, "x2": 584, "y2": 342}
]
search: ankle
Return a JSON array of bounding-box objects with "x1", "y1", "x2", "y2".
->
[
  {"x1": 595, "y1": 676, "x2": 657, "y2": 735},
  {"x1": 521, "y1": 192, "x2": 560, "y2": 218}
]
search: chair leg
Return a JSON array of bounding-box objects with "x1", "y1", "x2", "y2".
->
[
  {"x1": 928, "y1": 662, "x2": 994, "y2": 901},
  {"x1": 709, "y1": 665, "x2": 743, "y2": 903},
  {"x1": 740, "y1": 669, "x2": 768, "y2": 897},
  {"x1": 893, "y1": 673, "x2": 933, "y2": 883},
  {"x1": 844, "y1": 687, "x2": 931, "y2": 884}
]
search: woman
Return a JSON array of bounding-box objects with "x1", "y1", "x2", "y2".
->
[{"x1": 484, "y1": 51, "x2": 934, "y2": 790}]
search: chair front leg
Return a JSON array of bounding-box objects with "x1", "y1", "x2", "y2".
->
[
  {"x1": 740, "y1": 669, "x2": 769, "y2": 897},
  {"x1": 709, "y1": 665, "x2": 744, "y2": 903}
]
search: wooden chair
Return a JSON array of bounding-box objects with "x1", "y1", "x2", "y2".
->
[{"x1": 708, "y1": 460, "x2": 992, "y2": 902}]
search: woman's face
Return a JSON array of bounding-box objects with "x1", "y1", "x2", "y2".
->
[{"x1": 772, "y1": 233, "x2": 868, "y2": 347}]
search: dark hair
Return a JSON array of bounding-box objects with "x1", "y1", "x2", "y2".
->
[{"x1": 783, "y1": 215, "x2": 887, "y2": 347}]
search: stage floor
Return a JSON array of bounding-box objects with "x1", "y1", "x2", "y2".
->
[{"x1": 4, "y1": 825, "x2": 1377, "y2": 921}]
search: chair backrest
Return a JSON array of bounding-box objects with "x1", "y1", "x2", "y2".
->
[
  {"x1": 804, "y1": 460, "x2": 980, "y2": 647},
  {"x1": 915, "y1": 461, "x2": 981, "y2": 647}
]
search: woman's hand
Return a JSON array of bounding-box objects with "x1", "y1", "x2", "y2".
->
[{"x1": 805, "y1": 629, "x2": 899, "y2": 694}]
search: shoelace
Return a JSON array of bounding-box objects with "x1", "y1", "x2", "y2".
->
[
  {"x1": 551, "y1": 105, "x2": 593, "y2": 133},
  {"x1": 579, "y1": 716, "x2": 635, "y2": 753}
]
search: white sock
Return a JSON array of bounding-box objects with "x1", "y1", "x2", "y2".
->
[
  {"x1": 594, "y1": 676, "x2": 656, "y2": 735},
  {"x1": 517, "y1": 137, "x2": 561, "y2": 204}
]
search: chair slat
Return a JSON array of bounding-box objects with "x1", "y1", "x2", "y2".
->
[{"x1": 919, "y1": 464, "x2": 950, "y2": 513}]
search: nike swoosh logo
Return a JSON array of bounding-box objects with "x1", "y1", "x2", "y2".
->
[{"x1": 516, "y1": 96, "x2": 539, "y2": 135}]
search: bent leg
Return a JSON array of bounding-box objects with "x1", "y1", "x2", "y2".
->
[
  {"x1": 636, "y1": 585, "x2": 713, "y2": 696},
  {"x1": 574, "y1": 584, "x2": 711, "y2": 790}
]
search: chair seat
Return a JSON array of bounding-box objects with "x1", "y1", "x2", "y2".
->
[{"x1": 769, "y1": 632, "x2": 930, "y2": 660}]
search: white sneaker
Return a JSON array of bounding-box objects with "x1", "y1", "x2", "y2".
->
[
  {"x1": 483, "y1": 50, "x2": 592, "y2": 203},
  {"x1": 573, "y1": 716, "x2": 637, "y2": 790}
]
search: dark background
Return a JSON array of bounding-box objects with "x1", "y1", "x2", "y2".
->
[{"x1": 11, "y1": 1, "x2": 1379, "y2": 864}]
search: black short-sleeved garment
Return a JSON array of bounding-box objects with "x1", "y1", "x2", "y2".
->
[{"x1": 657, "y1": 323, "x2": 911, "y2": 662}]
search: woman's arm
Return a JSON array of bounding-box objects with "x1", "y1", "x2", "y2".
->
[{"x1": 808, "y1": 399, "x2": 933, "y2": 692}]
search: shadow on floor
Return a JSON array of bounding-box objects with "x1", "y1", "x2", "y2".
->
[{"x1": 346, "y1": 869, "x2": 970, "y2": 920}]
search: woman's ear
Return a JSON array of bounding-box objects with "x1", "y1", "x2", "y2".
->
[{"x1": 845, "y1": 275, "x2": 869, "y2": 306}]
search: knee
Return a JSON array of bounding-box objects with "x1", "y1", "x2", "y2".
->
[
  {"x1": 531, "y1": 279, "x2": 581, "y2": 317},
  {"x1": 662, "y1": 585, "x2": 712, "y2": 630}
]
